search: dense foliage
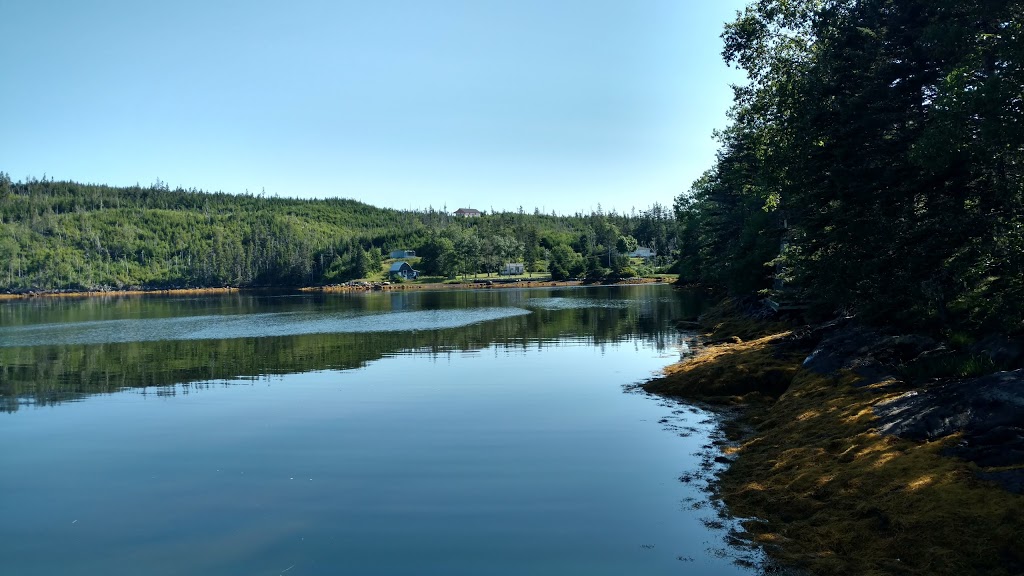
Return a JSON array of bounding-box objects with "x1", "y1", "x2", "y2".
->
[
  {"x1": 678, "y1": 0, "x2": 1024, "y2": 334},
  {"x1": 0, "y1": 175, "x2": 676, "y2": 291}
]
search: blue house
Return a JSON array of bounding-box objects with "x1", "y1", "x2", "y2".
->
[
  {"x1": 389, "y1": 249, "x2": 416, "y2": 258},
  {"x1": 389, "y1": 261, "x2": 419, "y2": 280}
]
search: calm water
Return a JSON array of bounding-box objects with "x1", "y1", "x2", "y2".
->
[{"x1": 0, "y1": 285, "x2": 762, "y2": 575}]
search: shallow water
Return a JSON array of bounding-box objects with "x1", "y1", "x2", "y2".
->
[{"x1": 0, "y1": 285, "x2": 761, "y2": 575}]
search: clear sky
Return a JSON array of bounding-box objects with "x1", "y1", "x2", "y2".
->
[{"x1": 0, "y1": 0, "x2": 748, "y2": 215}]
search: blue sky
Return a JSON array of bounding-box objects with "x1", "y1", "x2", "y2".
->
[{"x1": 0, "y1": 0, "x2": 747, "y2": 214}]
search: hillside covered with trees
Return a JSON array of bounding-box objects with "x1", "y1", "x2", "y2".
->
[
  {"x1": 675, "y1": 0, "x2": 1023, "y2": 336},
  {"x1": 0, "y1": 175, "x2": 677, "y2": 292}
]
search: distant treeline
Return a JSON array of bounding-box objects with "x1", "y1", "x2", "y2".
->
[
  {"x1": 0, "y1": 175, "x2": 677, "y2": 291},
  {"x1": 675, "y1": 0, "x2": 1023, "y2": 335}
]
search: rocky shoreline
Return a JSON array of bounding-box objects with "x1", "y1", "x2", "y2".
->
[
  {"x1": 0, "y1": 277, "x2": 665, "y2": 300},
  {"x1": 0, "y1": 286, "x2": 241, "y2": 300},
  {"x1": 645, "y1": 300, "x2": 1024, "y2": 575},
  {"x1": 802, "y1": 320, "x2": 1024, "y2": 494}
]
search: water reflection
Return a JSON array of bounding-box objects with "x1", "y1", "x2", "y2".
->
[
  {"x1": 1, "y1": 285, "x2": 763, "y2": 576},
  {"x1": 0, "y1": 285, "x2": 704, "y2": 411},
  {"x1": 0, "y1": 308, "x2": 534, "y2": 346}
]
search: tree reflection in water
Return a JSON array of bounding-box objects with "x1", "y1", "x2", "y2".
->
[{"x1": 0, "y1": 285, "x2": 706, "y2": 412}]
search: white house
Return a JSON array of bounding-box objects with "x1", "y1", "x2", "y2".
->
[
  {"x1": 500, "y1": 263, "x2": 525, "y2": 275},
  {"x1": 628, "y1": 247, "x2": 656, "y2": 259}
]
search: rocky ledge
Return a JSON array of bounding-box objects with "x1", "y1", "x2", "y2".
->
[
  {"x1": 798, "y1": 319, "x2": 1024, "y2": 493},
  {"x1": 875, "y1": 370, "x2": 1024, "y2": 492}
]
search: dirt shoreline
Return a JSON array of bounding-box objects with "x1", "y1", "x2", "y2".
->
[
  {"x1": 0, "y1": 277, "x2": 665, "y2": 300},
  {"x1": 644, "y1": 302, "x2": 1024, "y2": 575}
]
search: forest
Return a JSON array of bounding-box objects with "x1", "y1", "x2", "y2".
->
[
  {"x1": 675, "y1": 0, "x2": 1023, "y2": 336},
  {"x1": 0, "y1": 175, "x2": 676, "y2": 291}
]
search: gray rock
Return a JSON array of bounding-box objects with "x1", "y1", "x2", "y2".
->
[
  {"x1": 801, "y1": 323, "x2": 940, "y2": 386},
  {"x1": 874, "y1": 369, "x2": 1024, "y2": 490},
  {"x1": 977, "y1": 468, "x2": 1024, "y2": 494}
]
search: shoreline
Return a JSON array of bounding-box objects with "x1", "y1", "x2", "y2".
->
[
  {"x1": 644, "y1": 302, "x2": 1024, "y2": 575},
  {"x1": 303, "y1": 276, "x2": 664, "y2": 293},
  {"x1": 0, "y1": 277, "x2": 666, "y2": 300},
  {"x1": 0, "y1": 286, "x2": 242, "y2": 300}
]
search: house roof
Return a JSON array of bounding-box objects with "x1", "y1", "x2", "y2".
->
[
  {"x1": 454, "y1": 208, "x2": 481, "y2": 215},
  {"x1": 389, "y1": 261, "x2": 411, "y2": 272}
]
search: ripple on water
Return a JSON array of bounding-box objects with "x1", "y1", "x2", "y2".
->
[
  {"x1": 0, "y1": 307, "x2": 532, "y2": 347},
  {"x1": 524, "y1": 297, "x2": 633, "y2": 310}
]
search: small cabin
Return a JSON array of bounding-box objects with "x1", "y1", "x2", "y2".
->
[
  {"x1": 500, "y1": 263, "x2": 525, "y2": 276},
  {"x1": 389, "y1": 249, "x2": 416, "y2": 259},
  {"x1": 389, "y1": 261, "x2": 419, "y2": 280}
]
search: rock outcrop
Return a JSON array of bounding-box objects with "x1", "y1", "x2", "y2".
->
[
  {"x1": 873, "y1": 369, "x2": 1024, "y2": 492},
  {"x1": 795, "y1": 321, "x2": 1024, "y2": 493},
  {"x1": 801, "y1": 321, "x2": 941, "y2": 386}
]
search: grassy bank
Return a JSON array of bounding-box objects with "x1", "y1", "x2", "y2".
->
[{"x1": 645, "y1": 303, "x2": 1024, "y2": 575}]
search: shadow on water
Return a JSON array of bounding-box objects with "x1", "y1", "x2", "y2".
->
[{"x1": 0, "y1": 285, "x2": 706, "y2": 412}]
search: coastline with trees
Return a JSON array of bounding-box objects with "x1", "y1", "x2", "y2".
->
[
  {"x1": 0, "y1": 174, "x2": 675, "y2": 295},
  {"x1": 648, "y1": 1, "x2": 1024, "y2": 574}
]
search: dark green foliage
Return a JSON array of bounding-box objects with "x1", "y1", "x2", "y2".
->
[
  {"x1": 899, "y1": 352, "x2": 1002, "y2": 382},
  {"x1": 678, "y1": 0, "x2": 1024, "y2": 335},
  {"x1": 523, "y1": 227, "x2": 541, "y2": 271},
  {"x1": 323, "y1": 239, "x2": 377, "y2": 283},
  {"x1": 615, "y1": 235, "x2": 638, "y2": 255},
  {"x1": 548, "y1": 244, "x2": 585, "y2": 280},
  {"x1": 417, "y1": 234, "x2": 458, "y2": 277}
]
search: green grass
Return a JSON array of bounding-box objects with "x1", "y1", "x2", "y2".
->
[{"x1": 899, "y1": 352, "x2": 1000, "y2": 381}]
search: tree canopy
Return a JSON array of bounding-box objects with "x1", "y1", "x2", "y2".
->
[{"x1": 676, "y1": 0, "x2": 1024, "y2": 335}]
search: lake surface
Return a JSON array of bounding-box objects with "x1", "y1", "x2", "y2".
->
[{"x1": 0, "y1": 285, "x2": 762, "y2": 575}]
